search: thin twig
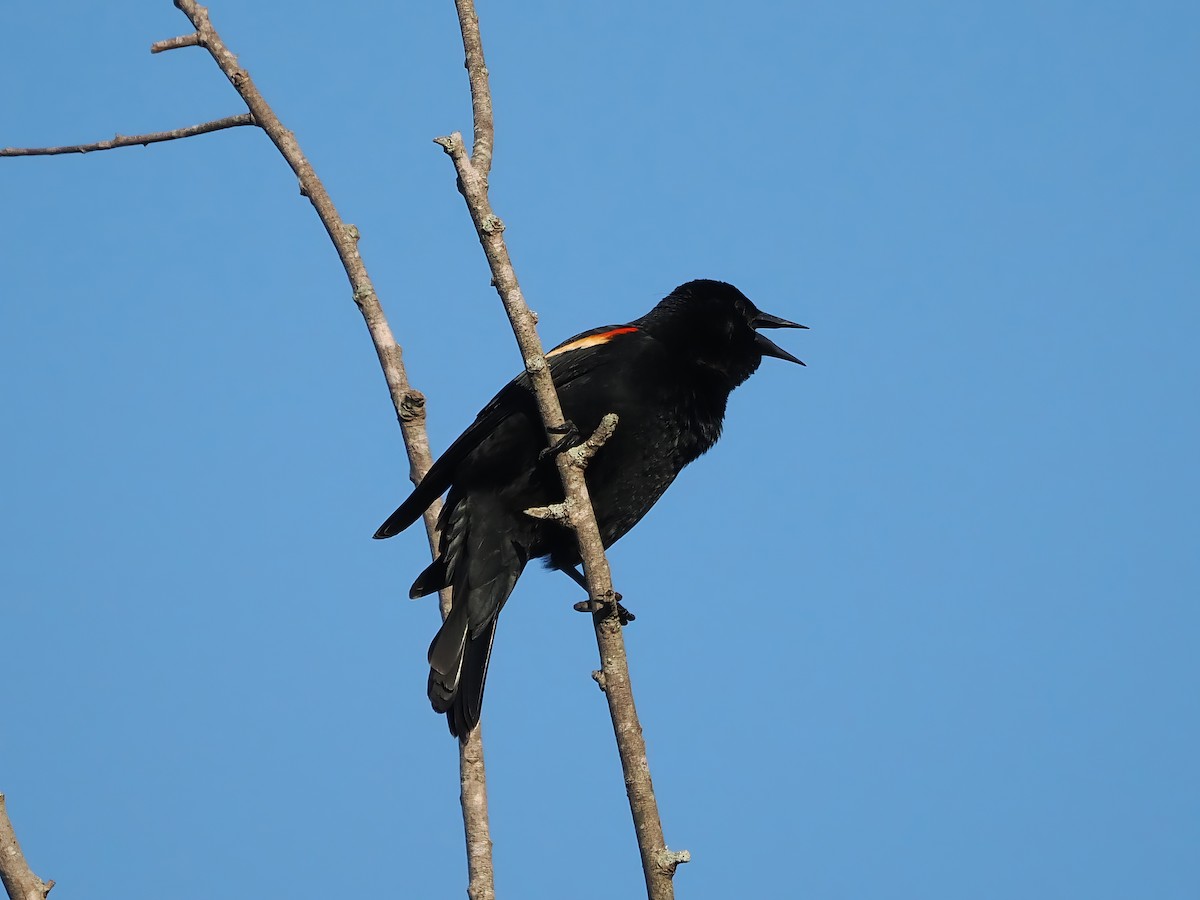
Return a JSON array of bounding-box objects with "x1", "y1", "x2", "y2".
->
[
  {"x1": 566, "y1": 413, "x2": 619, "y2": 468},
  {"x1": 0, "y1": 793, "x2": 54, "y2": 900},
  {"x1": 0, "y1": 114, "x2": 254, "y2": 157},
  {"x1": 150, "y1": 32, "x2": 201, "y2": 53},
  {"x1": 436, "y1": 2, "x2": 686, "y2": 895},
  {"x1": 451, "y1": 0, "x2": 494, "y2": 177},
  {"x1": 524, "y1": 502, "x2": 570, "y2": 523},
  {"x1": 161, "y1": 3, "x2": 497, "y2": 897}
]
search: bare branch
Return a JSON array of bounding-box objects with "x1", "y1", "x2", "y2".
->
[
  {"x1": 437, "y1": 3, "x2": 687, "y2": 895},
  {"x1": 0, "y1": 793, "x2": 54, "y2": 900},
  {"x1": 160, "y1": 3, "x2": 497, "y2": 896},
  {"x1": 3, "y1": 4, "x2": 498, "y2": 897},
  {"x1": 150, "y1": 32, "x2": 201, "y2": 53},
  {"x1": 451, "y1": 0, "x2": 494, "y2": 177},
  {"x1": 458, "y1": 738, "x2": 495, "y2": 900},
  {"x1": 0, "y1": 114, "x2": 254, "y2": 157},
  {"x1": 167, "y1": 0, "x2": 433, "y2": 516},
  {"x1": 658, "y1": 849, "x2": 692, "y2": 874}
]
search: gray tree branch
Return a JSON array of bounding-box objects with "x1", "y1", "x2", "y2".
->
[
  {"x1": 450, "y1": 0, "x2": 494, "y2": 178},
  {"x1": 163, "y1": 5, "x2": 497, "y2": 897},
  {"x1": 0, "y1": 794, "x2": 53, "y2": 900},
  {"x1": 436, "y1": 3, "x2": 688, "y2": 897},
  {"x1": 1, "y1": 3, "x2": 498, "y2": 898},
  {"x1": 0, "y1": 114, "x2": 254, "y2": 156}
]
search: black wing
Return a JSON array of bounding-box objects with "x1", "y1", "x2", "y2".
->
[{"x1": 372, "y1": 323, "x2": 642, "y2": 539}]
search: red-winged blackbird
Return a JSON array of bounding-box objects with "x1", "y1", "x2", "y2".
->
[{"x1": 375, "y1": 279, "x2": 805, "y2": 737}]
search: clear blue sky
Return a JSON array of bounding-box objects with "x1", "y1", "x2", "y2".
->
[{"x1": 3, "y1": 2, "x2": 1197, "y2": 898}]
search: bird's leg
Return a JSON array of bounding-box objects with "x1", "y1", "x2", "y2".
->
[
  {"x1": 539, "y1": 419, "x2": 583, "y2": 461},
  {"x1": 562, "y1": 565, "x2": 636, "y2": 625},
  {"x1": 562, "y1": 563, "x2": 589, "y2": 591}
]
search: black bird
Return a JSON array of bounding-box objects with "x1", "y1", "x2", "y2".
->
[{"x1": 374, "y1": 279, "x2": 805, "y2": 737}]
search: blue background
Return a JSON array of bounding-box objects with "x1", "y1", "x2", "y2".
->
[{"x1": 2, "y1": 2, "x2": 1197, "y2": 898}]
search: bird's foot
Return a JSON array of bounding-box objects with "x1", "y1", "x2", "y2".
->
[
  {"x1": 616, "y1": 599, "x2": 635, "y2": 625},
  {"x1": 573, "y1": 592, "x2": 636, "y2": 626},
  {"x1": 539, "y1": 420, "x2": 582, "y2": 462}
]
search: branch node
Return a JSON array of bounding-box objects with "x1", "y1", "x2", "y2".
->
[
  {"x1": 564, "y1": 413, "x2": 619, "y2": 470},
  {"x1": 591, "y1": 669, "x2": 608, "y2": 692},
  {"x1": 433, "y1": 133, "x2": 461, "y2": 154},
  {"x1": 344, "y1": 223, "x2": 361, "y2": 243},
  {"x1": 398, "y1": 390, "x2": 427, "y2": 423},
  {"x1": 480, "y1": 214, "x2": 504, "y2": 234},
  {"x1": 658, "y1": 848, "x2": 692, "y2": 873},
  {"x1": 524, "y1": 502, "x2": 570, "y2": 524}
]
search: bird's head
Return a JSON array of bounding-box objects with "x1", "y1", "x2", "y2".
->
[{"x1": 638, "y1": 279, "x2": 807, "y2": 388}]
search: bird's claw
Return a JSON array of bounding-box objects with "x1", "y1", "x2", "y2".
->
[
  {"x1": 572, "y1": 593, "x2": 636, "y2": 626},
  {"x1": 539, "y1": 420, "x2": 582, "y2": 462}
]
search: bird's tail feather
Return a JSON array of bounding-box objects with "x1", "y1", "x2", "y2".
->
[
  {"x1": 427, "y1": 603, "x2": 469, "y2": 708},
  {"x1": 410, "y1": 557, "x2": 447, "y2": 599},
  {"x1": 419, "y1": 495, "x2": 525, "y2": 738}
]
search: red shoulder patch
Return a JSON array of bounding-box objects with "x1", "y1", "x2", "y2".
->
[{"x1": 546, "y1": 326, "x2": 638, "y2": 358}]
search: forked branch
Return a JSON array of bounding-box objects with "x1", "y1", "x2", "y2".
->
[
  {"x1": 1, "y1": 4, "x2": 496, "y2": 899},
  {"x1": 450, "y1": 0, "x2": 494, "y2": 177},
  {"x1": 436, "y1": 3, "x2": 687, "y2": 897},
  {"x1": 163, "y1": 5, "x2": 497, "y2": 898}
]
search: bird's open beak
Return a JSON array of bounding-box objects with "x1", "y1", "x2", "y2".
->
[{"x1": 753, "y1": 312, "x2": 807, "y2": 365}]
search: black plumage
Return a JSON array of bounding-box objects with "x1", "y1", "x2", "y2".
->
[{"x1": 374, "y1": 279, "x2": 805, "y2": 737}]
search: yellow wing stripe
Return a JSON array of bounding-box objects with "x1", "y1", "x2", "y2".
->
[{"x1": 546, "y1": 327, "x2": 638, "y2": 358}]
